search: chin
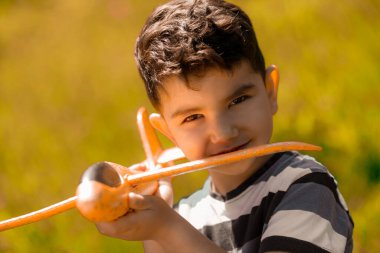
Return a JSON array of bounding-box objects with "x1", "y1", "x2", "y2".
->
[{"x1": 209, "y1": 157, "x2": 256, "y2": 176}]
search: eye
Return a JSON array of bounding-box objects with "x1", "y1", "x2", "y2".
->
[
  {"x1": 182, "y1": 114, "x2": 203, "y2": 124},
  {"x1": 229, "y1": 95, "x2": 251, "y2": 107}
]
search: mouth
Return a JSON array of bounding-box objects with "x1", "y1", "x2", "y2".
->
[{"x1": 211, "y1": 140, "x2": 252, "y2": 156}]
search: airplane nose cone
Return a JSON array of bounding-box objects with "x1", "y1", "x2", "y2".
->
[{"x1": 80, "y1": 162, "x2": 123, "y2": 187}]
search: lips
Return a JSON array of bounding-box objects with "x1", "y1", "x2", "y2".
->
[{"x1": 210, "y1": 140, "x2": 251, "y2": 156}]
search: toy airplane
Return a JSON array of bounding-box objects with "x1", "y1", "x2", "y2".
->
[{"x1": 0, "y1": 107, "x2": 322, "y2": 231}]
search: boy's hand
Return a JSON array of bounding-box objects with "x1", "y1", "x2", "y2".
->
[
  {"x1": 96, "y1": 163, "x2": 228, "y2": 253},
  {"x1": 95, "y1": 192, "x2": 175, "y2": 241},
  {"x1": 95, "y1": 162, "x2": 174, "y2": 241},
  {"x1": 128, "y1": 162, "x2": 174, "y2": 207}
]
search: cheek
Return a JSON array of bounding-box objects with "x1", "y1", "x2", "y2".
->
[
  {"x1": 239, "y1": 105, "x2": 273, "y2": 140},
  {"x1": 254, "y1": 112, "x2": 274, "y2": 142},
  {"x1": 170, "y1": 129, "x2": 207, "y2": 161}
]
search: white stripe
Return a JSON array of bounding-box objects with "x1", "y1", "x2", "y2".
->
[
  {"x1": 178, "y1": 166, "x2": 313, "y2": 229},
  {"x1": 262, "y1": 210, "x2": 347, "y2": 253},
  {"x1": 224, "y1": 167, "x2": 312, "y2": 216}
]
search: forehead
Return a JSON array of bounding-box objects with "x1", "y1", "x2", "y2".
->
[
  {"x1": 159, "y1": 60, "x2": 261, "y2": 94},
  {"x1": 156, "y1": 60, "x2": 264, "y2": 115}
]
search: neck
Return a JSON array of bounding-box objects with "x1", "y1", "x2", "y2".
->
[{"x1": 209, "y1": 155, "x2": 272, "y2": 196}]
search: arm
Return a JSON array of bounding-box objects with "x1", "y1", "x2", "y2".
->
[
  {"x1": 143, "y1": 175, "x2": 173, "y2": 253},
  {"x1": 96, "y1": 193, "x2": 227, "y2": 253},
  {"x1": 144, "y1": 240, "x2": 166, "y2": 253},
  {"x1": 142, "y1": 194, "x2": 227, "y2": 253},
  {"x1": 143, "y1": 175, "x2": 227, "y2": 253},
  {"x1": 95, "y1": 163, "x2": 227, "y2": 253}
]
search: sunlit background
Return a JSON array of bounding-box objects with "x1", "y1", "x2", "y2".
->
[{"x1": 0, "y1": 0, "x2": 379, "y2": 252}]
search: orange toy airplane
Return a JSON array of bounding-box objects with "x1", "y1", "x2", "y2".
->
[{"x1": 0, "y1": 107, "x2": 322, "y2": 231}]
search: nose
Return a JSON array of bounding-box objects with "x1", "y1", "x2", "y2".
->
[{"x1": 208, "y1": 115, "x2": 238, "y2": 144}]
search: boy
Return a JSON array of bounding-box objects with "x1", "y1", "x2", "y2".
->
[{"x1": 96, "y1": 0, "x2": 354, "y2": 252}]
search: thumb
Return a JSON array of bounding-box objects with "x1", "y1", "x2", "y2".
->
[
  {"x1": 128, "y1": 162, "x2": 148, "y2": 174},
  {"x1": 128, "y1": 192, "x2": 152, "y2": 210}
]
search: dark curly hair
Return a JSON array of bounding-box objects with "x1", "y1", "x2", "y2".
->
[{"x1": 135, "y1": 0, "x2": 265, "y2": 108}]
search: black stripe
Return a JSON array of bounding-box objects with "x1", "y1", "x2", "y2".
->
[
  {"x1": 260, "y1": 236, "x2": 330, "y2": 253},
  {"x1": 199, "y1": 191, "x2": 286, "y2": 250},
  {"x1": 233, "y1": 191, "x2": 286, "y2": 248}
]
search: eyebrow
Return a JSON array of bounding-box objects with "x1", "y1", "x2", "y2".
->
[
  {"x1": 170, "y1": 107, "x2": 202, "y2": 119},
  {"x1": 170, "y1": 83, "x2": 257, "y2": 119},
  {"x1": 224, "y1": 83, "x2": 257, "y2": 103}
]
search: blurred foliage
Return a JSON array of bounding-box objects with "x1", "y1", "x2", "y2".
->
[{"x1": 0, "y1": 0, "x2": 378, "y2": 252}]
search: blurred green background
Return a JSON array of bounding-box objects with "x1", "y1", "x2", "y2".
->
[{"x1": 0, "y1": 0, "x2": 379, "y2": 252}]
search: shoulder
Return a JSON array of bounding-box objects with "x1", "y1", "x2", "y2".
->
[
  {"x1": 270, "y1": 151, "x2": 350, "y2": 213},
  {"x1": 261, "y1": 152, "x2": 354, "y2": 253},
  {"x1": 174, "y1": 178, "x2": 211, "y2": 213},
  {"x1": 255, "y1": 151, "x2": 332, "y2": 199},
  {"x1": 270, "y1": 151, "x2": 328, "y2": 179}
]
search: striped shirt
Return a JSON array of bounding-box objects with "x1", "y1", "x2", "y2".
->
[{"x1": 175, "y1": 151, "x2": 354, "y2": 253}]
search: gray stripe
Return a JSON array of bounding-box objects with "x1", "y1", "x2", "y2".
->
[
  {"x1": 255, "y1": 152, "x2": 327, "y2": 185},
  {"x1": 262, "y1": 210, "x2": 347, "y2": 253},
  {"x1": 289, "y1": 157, "x2": 326, "y2": 172},
  {"x1": 274, "y1": 182, "x2": 352, "y2": 237},
  {"x1": 254, "y1": 151, "x2": 297, "y2": 183},
  {"x1": 200, "y1": 221, "x2": 235, "y2": 251}
]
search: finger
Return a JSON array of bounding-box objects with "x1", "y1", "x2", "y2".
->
[
  {"x1": 95, "y1": 212, "x2": 141, "y2": 239},
  {"x1": 128, "y1": 162, "x2": 148, "y2": 174},
  {"x1": 158, "y1": 176, "x2": 172, "y2": 186},
  {"x1": 131, "y1": 181, "x2": 158, "y2": 195},
  {"x1": 96, "y1": 219, "x2": 128, "y2": 238},
  {"x1": 155, "y1": 177, "x2": 173, "y2": 206},
  {"x1": 128, "y1": 192, "x2": 153, "y2": 210},
  {"x1": 96, "y1": 220, "x2": 117, "y2": 236}
]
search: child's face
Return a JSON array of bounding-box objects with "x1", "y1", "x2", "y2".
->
[{"x1": 155, "y1": 60, "x2": 279, "y2": 176}]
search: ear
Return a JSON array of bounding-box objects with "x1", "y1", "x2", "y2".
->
[
  {"x1": 265, "y1": 65, "x2": 280, "y2": 115},
  {"x1": 149, "y1": 113, "x2": 175, "y2": 143}
]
